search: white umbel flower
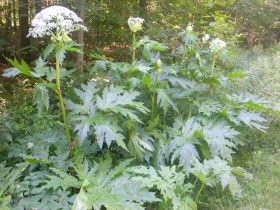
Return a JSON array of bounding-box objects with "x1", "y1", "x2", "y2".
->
[
  {"x1": 186, "y1": 24, "x2": 193, "y2": 32},
  {"x1": 28, "y1": 6, "x2": 87, "y2": 38},
  {"x1": 209, "y1": 38, "x2": 227, "y2": 52},
  {"x1": 127, "y1": 17, "x2": 144, "y2": 33},
  {"x1": 27, "y1": 142, "x2": 34, "y2": 149},
  {"x1": 202, "y1": 34, "x2": 210, "y2": 43}
]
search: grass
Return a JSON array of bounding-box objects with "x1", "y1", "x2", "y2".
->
[{"x1": 200, "y1": 120, "x2": 280, "y2": 210}]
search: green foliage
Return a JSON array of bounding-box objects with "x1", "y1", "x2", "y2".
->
[
  {"x1": 33, "y1": 84, "x2": 50, "y2": 112},
  {"x1": 2, "y1": 18, "x2": 279, "y2": 210},
  {"x1": 42, "y1": 156, "x2": 158, "y2": 210},
  {"x1": 201, "y1": 120, "x2": 280, "y2": 210},
  {"x1": 190, "y1": 157, "x2": 251, "y2": 197},
  {"x1": 4, "y1": 57, "x2": 33, "y2": 77},
  {"x1": 128, "y1": 165, "x2": 196, "y2": 210},
  {"x1": 0, "y1": 163, "x2": 28, "y2": 209}
]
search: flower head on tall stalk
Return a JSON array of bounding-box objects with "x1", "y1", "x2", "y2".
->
[
  {"x1": 209, "y1": 38, "x2": 226, "y2": 53},
  {"x1": 127, "y1": 17, "x2": 144, "y2": 63},
  {"x1": 28, "y1": 6, "x2": 87, "y2": 154},
  {"x1": 186, "y1": 23, "x2": 193, "y2": 32},
  {"x1": 202, "y1": 34, "x2": 210, "y2": 43},
  {"x1": 128, "y1": 17, "x2": 144, "y2": 33},
  {"x1": 209, "y1": 38, "x2": 227, "y2": 74},
  {"x1": 28, "y1": 6, "x2": 87, "y2": 39}
]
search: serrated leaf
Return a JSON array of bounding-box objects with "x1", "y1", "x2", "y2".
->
[
  {"x1": 127, "y1": 132, "x2": 154, "y2": 160},
  {"x1": 5, "y1": 57, "x2": 33, "y2": 77},
  {"x1": 134, "y1": 61, "x2": 152, "y2": 73},
  {"x1": 65, "y1": 82, "x2": 97, "y2": 142},
  {"x1": 68, "y1": 157, "x2": 158, "y2": 210},
  {"x1": 73, "y1": 117, "x2": 92, "y2": 143},
  {"x1": 198, "y1": 100, "x2": 222, "y2": 117},
  {"x1": 156, "y1": 89, "x2": 178, "y2": 115},
  {"x1": 237, "y1": 111, "x2": 267, "y2": 131},
  {"x1": 43, "y1": 168, "x2": 81, "y2": 191},
  {"x1": 93, "y1": 60, "x2": 108, "y2": 72},
  {"x1": 33, "y1": 57, "x2": 50, "y2": 77},
  {"x1": 56, "y1": 47, "x2": 66, "y2": 63},
  {"x1": 33, "y1": 84, "x2": 49, "y2": 113},
  {"x1": 191, "y1": 157, "x2": 243, "y2": 197},
  {"x1": 2, "y1": 67, "x2": 20, "y2": 77},
  {"x1": 94, "y1": 124, "x2": 126, "y2": 150},
  {"x1": 46, "y1": 67, "x2": 75, "y2": 81},
  {"x1": 43, "y1": 43, "x2": 56, "y2": 59},
  {"x1": 66, "y1": 81, "x2": 97, "y2": 115},
  {"x1": 167, "y1": 76, "x2": 196, "y2": 89},
  {"x1": 128, "y1": 165, "x2": 193, "y2": 210},
  {"x1": 203, "y1": 121, "x2": 239, "y2": 161},
  {"x1": 168, "y1": 138, "x2": 199, "y2": 174},
  {"x1": 96, "y1": 85, "x2": 148, "y2": 122}
]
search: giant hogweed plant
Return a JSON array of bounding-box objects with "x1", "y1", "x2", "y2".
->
[{"x1": 1, "y1": 7, "x2": 276, "y2": 210}]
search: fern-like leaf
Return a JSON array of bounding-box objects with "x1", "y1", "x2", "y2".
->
[
  {"x1": 72, "y1": 157, "x2": 158, "y2": 210},
  {"x1": 156, "y1": 89, "x2": 178, "y2": 115},
  {"x1": 65, "y1": 82, "x2": 97, "y2": 142},
  {"x1": 128, "y1": 165, "x2": 196, "y2": 210},
  {"x1": 94, "y1": 124, "x2": 126, "y2": 150},
  {"x1": 167, "y1": 117, "x2": 200, "y2": 174},
  {"x1": 96, "y1": 85, "x2": 148, "y2": 122},
  {"x1": 191, "y1": 157, "x2": 246, "y2": 197},
  {"x1": 237, "y1": 111, "x2": 267, "y2": 131},
  {"x1": 203, "y1": 121, "x2": 239, "y2": 161},
  {"x1": 33, "y1": 84, "x2": 49, "y2": 113}
]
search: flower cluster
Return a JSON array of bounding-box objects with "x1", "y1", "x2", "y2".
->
[
  {"x1": 28, "y1": 6, "x2": 87, "y2": 38},
  {"x1": 209, "y1": 38, "x2": 227, "y2": 53},
  {"x1": 186, "y1": 24, "x2": 193, "y2": 32},
  {"x1": 202, "y1": 34, "x2": 210, "y2": 43},
  {"x1": 127, "y1": 17, "x2": 144, "y2": 33}
]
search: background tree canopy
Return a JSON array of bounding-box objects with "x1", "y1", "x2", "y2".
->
[{"x1": 0, "y1": 0, "x2": 279, "y2": 62}]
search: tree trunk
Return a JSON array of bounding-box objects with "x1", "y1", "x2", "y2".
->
[
  {"x1": 76, "y1": 0, "x2": 85, "y2": 72},
  {"x1": 13, "y1": 0, "x2": 17, "y2": 30},
  {"x1": 19, "y1": 0, "x2": 30, "y2": 52},
  {"x1": 139, "y1": 0, "x2": 148, "y2": 18},
  {"x1": 6, "y1": 0, "x2": 13, "y2": 30},
  {"x1": 246, "y1": 26, "x2": 255, "y2": 47},
  {"x1": 34, "y1": 0, "x2": 43, "y2": 13}
]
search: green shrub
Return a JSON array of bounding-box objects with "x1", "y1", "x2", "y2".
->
[{"x1": 1, "y1": 7, "x2": 278, "y2": 210}]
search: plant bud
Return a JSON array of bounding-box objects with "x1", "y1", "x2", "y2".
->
[{"x1": 128, "y1": 17, "x2": 145, "y2": 33}]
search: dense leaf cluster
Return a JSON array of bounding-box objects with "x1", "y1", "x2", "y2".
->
[{"x1": 1, "y1": 26, "x2": 276, "y2": 210}]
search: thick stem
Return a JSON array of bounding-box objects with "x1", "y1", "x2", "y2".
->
[
  {"x1": 56, "y1": 58, "x2": 72, "y2": 149},
  {"x1": 181, "y1": 46, "x2": 187, "y2": 62},
  {"x1": 195, "y1": 182, "x2": 205, "y2": 202},
  {"x1": 190, "y1": 177, "x2": 198, "y2": 195},
  {"x1": 132, "y1": 32, "x2": 136, "y2": 63},
  {"x1": 211, "y1": 54, "x2": 217, "y2": 74},
  {"x1": 151, "y1": 70, "x2": 160, "y2": 119}
]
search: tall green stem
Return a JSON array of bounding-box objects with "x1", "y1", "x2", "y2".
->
[
  {"x1": 195, "y1": 182, "x2": 205, "y2": 202},
  {"x1": 211, "y1": 54, "x2": 217, "y2": 74},
  {"x1": 132, "y1": 32, "x2": 136, "y2": 63},
  {"x1": 151, "y1": 70, "x2": 160, "y2": 119},
  {"x1": 56, "y1": 57, "x2": 72, "y2": 149},
  {"x1": 181, "y1": 45, "x2": 187, "y2": 62}
]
